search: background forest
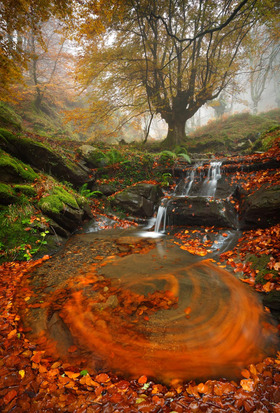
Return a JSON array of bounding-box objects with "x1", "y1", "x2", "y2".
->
[{"x1": 0, "y1": 0, "x2": 279, "y2": 148}]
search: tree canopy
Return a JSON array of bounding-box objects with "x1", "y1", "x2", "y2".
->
[{"x1": 73, "y1": 0, "x2": 279, "y2": 146}]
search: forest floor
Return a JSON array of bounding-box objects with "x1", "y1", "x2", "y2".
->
[{"x1": 1, "y1": 134, "x2": 280, "y2": 412}]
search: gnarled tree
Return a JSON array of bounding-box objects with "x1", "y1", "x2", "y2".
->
[{"x1": 75, "y1": 0, "x2": 273, "y2": 147}]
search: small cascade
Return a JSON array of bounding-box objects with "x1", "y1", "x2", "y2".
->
[
  {"x1": 154, "y1": 198, "x2": 168, "y2": 233},
  {"x1": 200, "y1": 161, "x2": 222, "y2": 197},
  {"x1": 174, "y1": 162, "x2": 203, "y2": 196},
  {"x1": 185, "y1": 163, "x2": 200, "y2": 195},
  {"x1": 154, "y1": 160, "x2": 223, "y2": 232}
]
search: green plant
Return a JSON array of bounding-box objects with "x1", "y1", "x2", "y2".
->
[
  {"x1": 177, "y1": 152, "x2": 191, "y2": 163},
  {"x1": 106, "y1": 148, "x2": 124, "y2": 165},
  {"x1": 21, "y1": 229, "x2": 50, "y2": 260},
  {"x1": 79, "y1": 183, "x2": 103, "y2": 198},
  {"x1": 161, "y1": 172, "x2": 172, "y2": 187},
  {"x1": 157, "y1": 150, "x2": 176, "y2": 166}
]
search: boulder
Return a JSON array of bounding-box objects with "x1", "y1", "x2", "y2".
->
[
  {"x1": 77, "y1": 145, "x2": 108, "y2": 168},
  {"x1": 93, "y1": 183, "x2": 116, "y2": 196},
  {"x1": 0, "y1": 132, "x2": 92, "y2": 187},
  {"x1": 0, "y1": 151, "x2": 38, "y2": 183},
  {"x1": 43, "y1": 205, "x2": 85, "y2": 233},
  {"x1": 38, "y1": 187, "x2": 93, "y2": 235},
  {"x1": 165, "y1": 196, "x2": 237, "y2": 228},
  {"x1": 240, "y1": 184, "x2": 280, "y2": 229},
  {"x1": 110, "y1": 183, "x2": 163, "y2": 217}
]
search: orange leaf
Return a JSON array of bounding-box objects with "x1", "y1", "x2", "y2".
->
[
  {"x1": 138, "y1": 375, "x2": 147, "y2": 384},
  {"x1": 184, "y1": 307, "x2": 192, "y2": 316},
  {"x1": 263, "y1": 282, "x2": 273, "y2": 292},
  {"x1": 31, "y1": 351, "x2": 44, "y2": 364},
  {"x1": 197, "y1": 383, "x2": 210, "y2": 394},
  {"x1": 65, "y1": 371, "x2": 80, "y2": 379},
  {"x1": 240, "y1": 379, "x2": 254, "y2": 392},
  {"x1": 51, "y1": 361, "x2": 61, "y2": 369},
  {"x1": 241, "y1": 369, "x2": 250, "y2": 378},
  {"x1": 4, "y1": 389, "x2": 17, "y2": 404},
  {"x1": 95, "y1": 373, "x2": 110, "y2": 383}
]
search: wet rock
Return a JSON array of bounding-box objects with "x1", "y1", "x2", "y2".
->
[
  {"x1": 110, "y1": 183, "x2": 163, "y2": 218},
  {"x1": 47, "y1": 312, "x2": 74, "y2": 352},
  {"x1": 262, "y1": 290, "x2": 280, "y2": 322},
  {"x1": 240, "y1": 184, "x2": 280, "y2": 229},
  {"x1": 42, "y1": 205, "x2": 84, "y2": 233},
  {"x1": 166, "y1": 196, "x2": 237, "y2": 228}
]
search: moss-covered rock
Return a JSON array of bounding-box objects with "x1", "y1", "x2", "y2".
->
[
  {"x1": 0, "y1": 131, "x2": 91, "y2": 187},
  {"x1": 0, "y1": 151, "x2": 38, "y2": 183},
  {"x1": 39, "y1": 187, "x2": 79, "y2": 214},
  {"x1": 13, "y1": 184, "x2": 37, "y2": 197},
  {"x1": 0, "y1": 183, "x2": 17, "y2": 205},
  {"x1": 245, "y1": 254, "x2": 278, "y2": 285},
  {"x1": 77, "y1": 145, "x2": 108, "y2": 168},
  {"x1": 38, "y1": 185, "x2": 92, "y2": 233}
]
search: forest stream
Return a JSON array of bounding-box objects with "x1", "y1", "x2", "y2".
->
[{"x1": 14, "y1": 161, "x2": 279, "y2": 388}]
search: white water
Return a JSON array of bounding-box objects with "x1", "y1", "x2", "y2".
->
[
  {"x1": 154, "y1": 204, "x2": 167, "y2": 233},
  {"x1": 154, "y1": 160, "x2": 223, "y2": 232},
  {"x1": 200, "y1": 161, "x2": 222, "y2": 197}
]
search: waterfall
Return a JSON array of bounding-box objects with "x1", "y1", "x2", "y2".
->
[
  {"x1": 154, "y1": 199, "x2": 168, "y2": 233},
  {"x1": 185, "y1": 166, "x2": 196, "y2": 195},
  {"x1": 174, "y1": 162, "x2": 203, "y2": 196},
  {"x1": 200, "y1": 161, "x2": 222, "y2": 197},
  {"x1": 154, "y1": 160, "x2": 223, "y2": 232}
]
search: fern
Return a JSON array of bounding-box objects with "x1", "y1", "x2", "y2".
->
[
  {"x1": 178, "y1": 153, "x2": 191, "y2": 163},
  {"x1": 106, "y1": 149, "x2": 124, "y2": 165},
  {"x1": 80, "y1": 184, "x2": 103, "y2": 198}
]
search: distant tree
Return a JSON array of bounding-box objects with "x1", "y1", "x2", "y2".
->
[
  {"x1": 0, "y1": 0, "x2": 73, "y2": 100},
  {"x1": 247, "y1": 27, "x2": 280, "y2": 114},
  {"x1": 21, "y1": 19, "x2": 73, "y2": 111},
  {"x1": 75, "y1": 0, "x2": 277, "y2": 147},
  {"x1": 208, "y1": 94, "x2": 228, "y2": 118}
]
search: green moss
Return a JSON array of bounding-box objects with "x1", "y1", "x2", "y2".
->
[
  {"x1": 38, "y1": 186, "x2": 79, "y2": 214},
  {"x1": 0, "y1": 204, "x2": 39, "y2": 263},
  {"x1": 0, "y1": 102, "x2": 22, "y2": 130},
  {"x1": 0, "y1": 183, "x2": 17, "y2": 205},
  {"x1": 246, "y1": 254, "x2": 278, "y2": 285},
  {"x1": 0, "y1": 151, "x2": 38, "y2": 182},
  {"x1": 185, "y1": 110, "x2": 280, "y2": 154},
  {"x1": 13, "y1": 184, "x2": 37, "y2": 197},
  {"x1": 0, "y1": 127, "x2": 17, "y2": 141}
]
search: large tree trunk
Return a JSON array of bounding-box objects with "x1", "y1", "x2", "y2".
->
[{"x1": 163, "y1": 118, "x2": 187, "y2": 148}]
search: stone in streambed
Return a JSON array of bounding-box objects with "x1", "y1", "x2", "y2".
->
[
  {"x1": 166, "y1": 196, "x2": 237, "y2": 228},
  {"x1": 110, "y1": 183, "x2": 163, "y2": 218},
  {"x1": 240, "y1": 184, "x2": 280, "y2": 229}
]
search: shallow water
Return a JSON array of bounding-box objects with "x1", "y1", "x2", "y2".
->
[{"x1": 17, "y1": 227, "x2": 278, "y2": 383}]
